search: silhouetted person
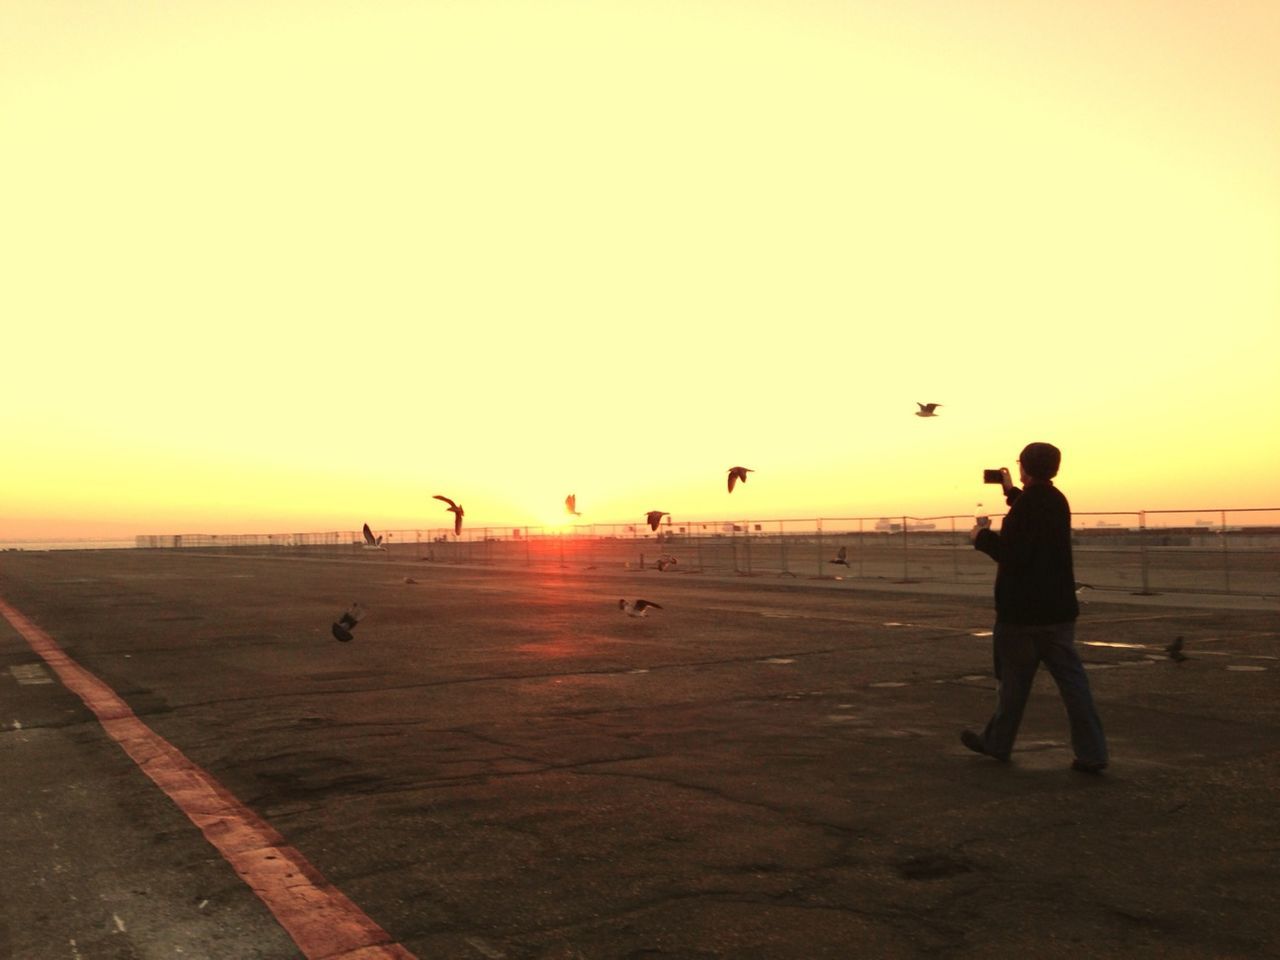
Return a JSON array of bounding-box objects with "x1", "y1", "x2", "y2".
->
[{"x1": 961, "y1": 442, "x2": 1108, "y2": 773}]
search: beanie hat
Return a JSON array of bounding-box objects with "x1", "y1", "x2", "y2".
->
[{"x1": 1019, "y1": 442, "x2": 1061, "y2": 480}]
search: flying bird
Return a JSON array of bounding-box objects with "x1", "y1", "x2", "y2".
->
[
  {"x1": 331, "y1": 601, "x2": 366, "y2": 642},
  {"x1": 565, "y1": 494, "x2": 581, "y2": 516},
  {"x1": 619, "y1": 598, "x2": 663, "y2": 618},
  {"x1": 727, "y1": 466, "x2": 753, "y2": 493},
  {"x1": 828, "y1": 546, "x2": 849, "y2": 566},
  {"x1": 646, "y1": 511, "x2": 670, "y2": 531},
  {"x1": 656, "y1": 554, "x2": 678, "y2": 572},
  {"x1": 915, "y1": 402, "x2": 942, "y2": 417},
  {"x1": 361, "y1": 523, "x2": 386, "y2": 550},
  {"x1": 433, "y1": 495, "x2": 464, "y2": 535},
  {"x1": 1166, "y1": 636, "x2": 1188, "y2": 662}
]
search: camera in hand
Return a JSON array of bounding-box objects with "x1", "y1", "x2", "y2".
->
[{"x1": 983, "y1": 469, "x2": 1004, "y2": 484}]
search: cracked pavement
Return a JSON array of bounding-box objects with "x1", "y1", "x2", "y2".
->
[{"x1": 1, "y1": 550, "x2": 1277, "y2": 958}]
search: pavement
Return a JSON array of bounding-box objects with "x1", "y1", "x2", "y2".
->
[{"x1": 1, "y1": 550, "x2": 1277, "y2": 959}]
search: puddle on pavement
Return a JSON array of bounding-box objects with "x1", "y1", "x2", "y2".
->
[
  {"x1": 970, "y1": 631, "x2": 993, "y2": 637},
  {"x1": 869, "y1": 681, "x2": 909, "y2": 688},
  {"x1": 1226, "y1": 665, "x2": 1267, "y2": 672},
  {"x1": 626, "y1": 668, "x2": 650, "y2": 674},
  {"x1": 825, "y1": 714, "x2": 862, "y2": 722},
  {"x1": 1081, "y1": 641, "x2": 1148, "y2": 649},
  {"x1": 762, "y1": 657, "x2": 795, "y2": 664}
]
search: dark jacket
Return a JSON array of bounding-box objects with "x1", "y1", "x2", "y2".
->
[{"x1": 974, "y1": 483, "x2": 1079, "y2": 624}]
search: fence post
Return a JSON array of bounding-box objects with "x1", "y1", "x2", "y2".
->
[
  {"x1": 744, "y1": 522, "x2": 752, "y2": 575},
  {"x1": 816, "y1": 519, "x2": 823, "y2": 577},
  {"x1": 950, "y1": 515, "x2": 958, "y2": 581},
  {"x1": 901, "y1": 515, "x2": 909, "y2": 582},
  {"x1": 1138, "y1": 511, "x2": 1152, "y2": 594},
  {"x1": 1221, "y1": 509, "x2": 1231, "y2": 593},
  {"x1": 779, "y1": 520, "x2": 788, "y2": 575}
]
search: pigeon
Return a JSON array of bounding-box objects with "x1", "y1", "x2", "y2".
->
[
  {"x1": 1166, "y1": 636, "x2": 1188, "y2": 662},
  {"x1": 362, "y1": 523, "x2": 386, "y2": 550},
  {"x1": 619, "y1": 599, "x2": 663, "y2": 618},
  {"x1": 433, "y1": 495, "x2": 464, "y2": 536},
  {"x1": 331, "y1": 602, "x2": 365, "y2": 642},
  {"x1": 656, "y1": 554, "x2": 678, "y2": 572},
  {"x1": 565, "y1": 494, "x2": 581, "y2": 517},
  {"x1": 828, "y1": 546, "x2": 849, "y2": 566},
  {"x1": 915, "y1": 402, "x2": 942, "y2": 417},
  {"x1": 646, "y1": 511, "x2": 670, "y2": 531},
  {"x1": 727, "y1": 466, "x2": 753, "y2": 493}
]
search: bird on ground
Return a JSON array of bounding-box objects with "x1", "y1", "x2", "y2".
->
[
  {"x1": 619, "y1": 599, "x2": 663, "y2": 618},
  {"x1": 915, "y1": 402, "x2": 942, "y2": 417},
  {"x1": 331, "y1": 602, "x2": 365, "y2": 642},
  {"x1": 829, "y1": 546, "x2": 849, "y2": 566},
  {"x1": 565, "y1": 494, "x2": 581, "y2": 517},
  {"x1": 727, "y1": 466, "x2": 753, "y2": 493},
  {"x1": 1166, "y1": 636, "x2": 1188, "y2": 662},
  {"x1": 433, "y1": 495, "x2": 464, "y2": 536},
  {"x1": 361, "y1": 524, "x2": 386, "y2": 550},
  {"x1": 646, "y1": 511, "x2": 670, "y2": 531},
  {"x1": 1075, "y1": 581, "x2": 1093, "y2": 603},
  {"x1": 656, "y1": 554, "x2": 678, "y2": 572}
]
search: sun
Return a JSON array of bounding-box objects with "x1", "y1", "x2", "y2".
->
[{"x1": 538, "y1": 513, "x2": 582, "y2": 533}]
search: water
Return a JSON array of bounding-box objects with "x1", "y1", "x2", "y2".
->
[{"x1": 0, "y1": 539, "x2": 135, "y2": 552}]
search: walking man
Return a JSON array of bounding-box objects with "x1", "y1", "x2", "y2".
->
[{"x1": 962, "y1": 442, "x2": 1109, "y2": 773}]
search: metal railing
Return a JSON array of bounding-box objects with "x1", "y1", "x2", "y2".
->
[{"x1": 115, "y1": 507, "x2": 1280, "y2": 598}]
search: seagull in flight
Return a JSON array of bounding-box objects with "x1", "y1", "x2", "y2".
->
[
  {"x1": 331, "y1": 601, "x2": 365, "y2": 642},
  {"x1": 656, "y1": 554, "x2": 678, "y2": 572},
  {"x1": 646, "y1": 511, "x2": 670, "y2": 531},
  {"x1": 361, "y1": 523, "x2": 386, "y2": 551},
  {"x1": 433, "y1": 495, "x2": 464, "y2": 536},
  {"x1": 619, "y1": 598, "x2": 663, "y2": 618},
  {"x1": 565, "y1": 494, "x2": 581, "y2": 517},
  {"x1": 727, "y1": 466, "x2": 753, "y2": 493},
  {"x1": 915, "y1": 402, "x2": 942, "y2": 417},
  {"x1": 828, "y1": 546, "x2": 849, "y2": 566}
]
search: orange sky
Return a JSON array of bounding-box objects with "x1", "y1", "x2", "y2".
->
[{"x1": 2, "y1": 0, "x2": 1277, "y2": 540}]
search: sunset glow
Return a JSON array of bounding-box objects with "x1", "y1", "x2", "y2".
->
[{"x1": 3, "y1": 0, "x2": 1277, "y2": 541}]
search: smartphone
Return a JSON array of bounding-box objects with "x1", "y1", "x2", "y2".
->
[{"x1": 983, "y1": 469, "x2": 1004, "y2": 484}]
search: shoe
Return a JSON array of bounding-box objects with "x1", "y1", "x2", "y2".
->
[
  {"x1": 1071, "y1": 759, "x2": 1107, "y2": 774},
  {"x1": 961, "y1": 730, "x2": 1009, "y2": 762}
]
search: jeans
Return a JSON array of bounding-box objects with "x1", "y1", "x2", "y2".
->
[{"x1": 980, "y1": 620, "x2": 1108, "y2": 765}]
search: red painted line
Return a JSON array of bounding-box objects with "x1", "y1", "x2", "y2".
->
[{"x1": 0, "y1": 597, "x2": 419, "y2": 960}]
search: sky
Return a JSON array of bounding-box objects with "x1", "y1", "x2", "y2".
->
[{"x1": 2, "y1": 0, "x2": 1277, "y2": 540}]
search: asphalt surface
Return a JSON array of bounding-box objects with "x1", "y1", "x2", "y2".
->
[{"x1": 1, "y1": 550, "x2": 1277, "y2": 959}]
